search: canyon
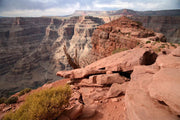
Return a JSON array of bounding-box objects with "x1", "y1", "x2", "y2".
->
[
  {"x1": 0, "y1": 16, "x2": 105, "y2": 97},
  {"x1": 0, "y1": 9, "x2": 180, "y2": 97}
]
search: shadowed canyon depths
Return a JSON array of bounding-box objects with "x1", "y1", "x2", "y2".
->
[{"x1": 0, "y1": 9, "x2": 180, "y2": 97}]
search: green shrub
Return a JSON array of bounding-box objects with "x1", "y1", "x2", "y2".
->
[
  {"x1": 152, "y1": 42, "x2": 156, "y2": 46},
  {"x1": 170, "y1": 43, "x2": 177, "y2": 48},
  {"x1": 146, "y1": 41, "x2": 151, "y2": 44},
  {"x1": 137, "y1": 42, "x2": 140, "y2": 45},
  {"x1": 112, "y1": 48, "x2": 128, "y2": 54},
  {"x1": 0, "y1": 97, "x2": 7, "y2": 104},
  {"x1": 153, "y1": 48, "x2": 161, "y2": 53},
  {"x1": 18, "y1": 88, "x2": 32, "y2": 96},
  {"x1": 5, "y1": 96, "x2": 18, "y2": 104},
  {"x1": 134, "y1": 20, "x2": 142, "y2": 26},
  {"x1": 3, "y1": 85, "x2": 71, "y2": 120},
  {"x1": 159, "y1": 44, "x2": 165, "y2": 49},
  {"x1": 140, "y1": 43, "x2": 144, "y2": 48}
]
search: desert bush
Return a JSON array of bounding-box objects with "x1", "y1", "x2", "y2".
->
[
  {"x1": 0, "y1": 97, "x2": 7, "y2": 104},
  {"x1": 112, "y1": 48, "x2": 128, "y2": 54},
  {"x1": 140, "y1": 43, "x2": 144, "y2": 48},
  {"x1": 146, "y1": 41, "x2": 151, "y2": 44},
  {"x1": 153, "y1": 48, "x2": 161, "y2": 53},
  {"x1": 170, "y1": 43, "x2": 177, "y2": 48},
  {"x1": 18, "y1": 88, "x2": 32, "y2": 96},
  {"x1": 159, "y1": 44, "x2": 165, "y2": 49},
  {"x1": 3, "y1": 85, "x2": 71, "y2": 120},
  {"x1": 5, "y1": 96, "x2": 18, "y2": 105},
  {"x1": 152, "y1": 42, "x2": 156, "y2": 46},
  {"x1": 133, "y1": 20, "x2": 142, "y2": 26}
]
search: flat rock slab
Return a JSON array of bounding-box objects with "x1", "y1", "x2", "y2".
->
[
  {"x1": 149, "y1": 68, "x2": 180, "y2": 115},
  {"x1": 156, "y1": 54, "x2": 180, "y2": 69},
  {"x1": 125, "y1": 66, "x2": 179, "y2": 120},
  {"x1": 172, "y1": 46, "x2": 180, "y2": 57},
  {"x1": 57, "y1": 48, "x2": 156, "y2": 79},
  {"x1": 107, "y1": 82, "x2": 128, "y2": 98},
  {"x1": 96, "y1": 73, "x2": 126, "y2": 85}
]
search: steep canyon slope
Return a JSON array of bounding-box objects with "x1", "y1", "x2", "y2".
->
[
  {"x1": 0, "y1": 9, "x2": 180, "y2": 97},
  {"x1": 0, "y1": 16, "x2": 105, "y2": 97},
  {"x1": 91, "y1": 16, "x2": 166, "y2": 58},
  {"x1": 131, "y1": 16, "x2": 180, "y2": 43},
  {"x1": 73, "y1": 9, "x2": 180, "y2": 43}
]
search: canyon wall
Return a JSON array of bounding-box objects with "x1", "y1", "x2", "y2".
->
[
  {"x1": 131, "y1": 16, "x2": 180, "y2": 43},
  {"x1": 0, "y1": 17, "x2": 51, "y2": 96},
  {"x1": 91, "y1": 16, "x2": 166, "y2": 58},
  {"x1": 72, "y1": 9, "x2": 180, "y2": 44},
  {"x1": 0, "y1": 9, "x2": 180, "y2": 97},
  {"x1": 0, "y1": 16, "x2": 105, "y2": 97}
]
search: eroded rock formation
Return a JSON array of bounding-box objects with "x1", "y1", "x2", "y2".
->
[
  {"x1": 0, "y1": 9, "x2": 180, "y2": 97},
  {"x1": 131, "y1": 16, "x2": 180, "y2": 43},
  {"x1": 55, "y1": 46, "x2": 180, "y2": 120},
  {"x1": 91, "y1": 16, "x2": 166, "y2": 58},
  {"x1": 0, "y1": 16, "x2": 105, "y2": 97}
]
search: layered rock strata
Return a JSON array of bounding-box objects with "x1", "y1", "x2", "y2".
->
[
  {"x1": 0, "y1": 13, "x2": 180, "y2": 97},
  {"x1": 91, "y1": 16, "x2": 166, "y2": 58},
  {"x1": 56, "y1": 46, "x2": 180, "y2": 120},
  {"x1": 0, "y1": 16, "x2": 105, "y2": 97},
  {"x1": 131, "y1": 16, "x2": 180, "y2": 43}
]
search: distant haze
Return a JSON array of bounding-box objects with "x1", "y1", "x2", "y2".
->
[{"x1": 0, "y1": 0, "x2": 180, "y2": 17}]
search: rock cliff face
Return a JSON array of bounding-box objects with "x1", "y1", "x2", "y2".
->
[
  {"x1": 72, "y1": 9, "x2": 180, "y2": 44},
  {"x1": 91, "y1": 16, "x2": 166, "y2": 58},
  {"x1": 0, "y1": 16, "x2": 105, "y2": 97},
  {"x1": 0, "y1": 17, "x2": 51, "y2": 75},
  {"x1": 55, "y1": 46, "x2": 180, "y2": 120},
  {"x1": 131, "y1": 16, "x2": 180, "y2": 43},
  {"x1": 0, "y1": 9, "x2": 180, "y2": 97},
  {"x1": 0, "y1": 17, "x2": 52, "y2": 96}
]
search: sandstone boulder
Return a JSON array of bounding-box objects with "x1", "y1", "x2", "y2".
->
[
  {"x1": 79, "y1": 104, "x2": 97, "y2": 118},
  {"x1": 156, "y1": 54, "x2": 180, "y2": 68},
  {"x1": 125, "y1": 65, "x2": 179, "y2": 120},
  {"x1": 96, "y1": 73, "x2": 126, "y2": 85},
  {"x1": 149, "y1": 68, "x2": 180, "y2": 115},
  {"x1": 107, "y1": 82, "x2": 128, "y2": 98},
  {"x1": 64, "y1": 103, "x2": 84, "y2": 120},
  {"x1": 172, "y1": 46, "x2": 180, "y2": 57}
]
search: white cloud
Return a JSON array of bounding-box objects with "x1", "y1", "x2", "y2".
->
[
  {"x1": 0, "y1": 2, "x2": 81, "y2": 17},
  {"x1": 93, "y1": 0, "x2": 134, "y2": 9},
  {"x1": 30, "y1": 0, "x2": 57, "y2": 3},
  {"x1": 0, "y1": 0, "x2": 179, "y2": 17},
  {"x1": 93, "y1": 0, "x2": 179, "y2": 11}
]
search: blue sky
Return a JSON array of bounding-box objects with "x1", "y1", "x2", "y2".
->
[{"x1": 0, "y1": 0, "x2": 179, "y2": 17}]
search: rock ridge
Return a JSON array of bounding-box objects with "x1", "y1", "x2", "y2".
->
[{"x1": 55, "y1": 46, "x2": 180, "y2": 120}]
